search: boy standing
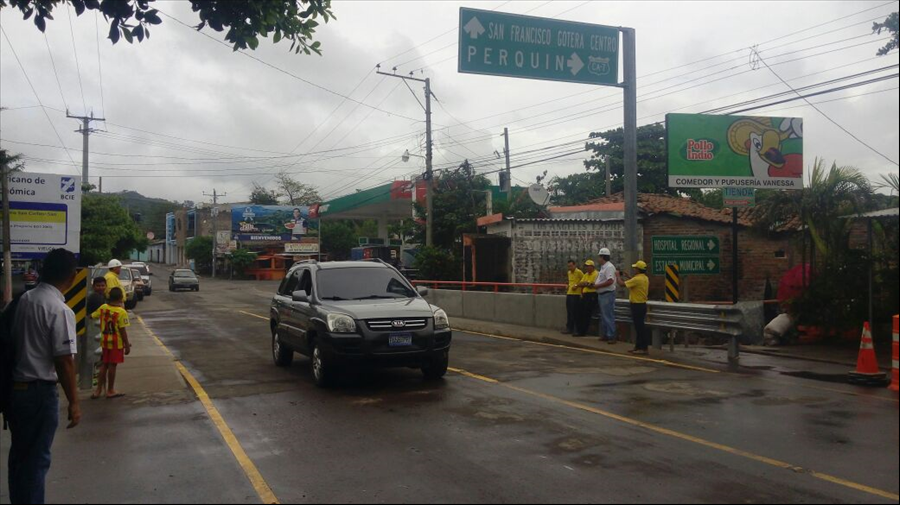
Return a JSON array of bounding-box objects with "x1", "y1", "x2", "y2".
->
[
  {"x1": 87, "y1": 277, "x2": 107, "y2": 315},
  {"x1": 90, "y1": 287, "x2": 131, "y2": 399}
]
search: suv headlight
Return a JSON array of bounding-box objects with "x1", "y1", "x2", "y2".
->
[
  {"x1": 327, "y1": 313, "x2": 357, "y2": 334},
  {"x1": 433, "y1": 308, "x2": 451, "y2": 330}
]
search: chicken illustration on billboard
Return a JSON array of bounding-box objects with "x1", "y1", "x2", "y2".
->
[
  {"x1": 667, "y1": 113, "x2": 804, "y2": 190},
  {"x1": 727, "y1": 117, "x2": 803, "y2": 180}
]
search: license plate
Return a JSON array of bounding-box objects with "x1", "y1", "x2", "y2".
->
[{"x1": 388, "y1": 333, "x2": 413, "y2": 347}]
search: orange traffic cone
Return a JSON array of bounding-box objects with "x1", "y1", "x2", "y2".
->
[
  {"x1": 848, "y1": 322, "x2": 887, "y2": 386},
  {"x1": 889, "y1": 315, "x2": 898, "y2": 393}
]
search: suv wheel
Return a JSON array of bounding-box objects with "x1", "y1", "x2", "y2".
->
[
  {"x1": 273, "y1": 330, "x2": 294, "y2": 367},
  {"x1": 311, "y1": 344, "x2": 335, "y2": 388},
  {"x1": 422, "y1": 350, "x2": 449, "y2": 381}
]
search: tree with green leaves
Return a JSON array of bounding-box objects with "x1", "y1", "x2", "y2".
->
[
  {"x1": 275, "y1": 171, "x2": 321, "y2": 206},
  {"x1": 185, "y1": 235, "x2": 213, "y2": 273},
  {"x1": 0, "y1": 149, "x2": 25, "y2": 173},
  {"x1": 755, "y1": 160, "x2": 889, "y2": 330},
  {"x1": 2, "y1": 0, "x2": 335, "y2": 54},
  {"x1": 412, "y1": 161, "x2": 491, "y2": 250},
  {"x1": 229, "y1": 248, "x2": 256, "y2": 278},
  {"x1": 249, "y1": 182, "x2": 281, "y2": 205},
  {"x1": 320, "y1": 221, "x2": 357, "y2": 260},
  {"x1": 80, "y1": 194, "x2": 150, "y2": 266},
  {"x1": 873, "y1": 12, "x2": 899, "y2": 56}
]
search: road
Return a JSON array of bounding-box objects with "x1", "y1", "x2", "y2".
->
[{"x1": 133, "y1": 267, "x2": 899, "y2": 504}]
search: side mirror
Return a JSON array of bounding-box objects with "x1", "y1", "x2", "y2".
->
[
  {"x1": 292, "y1": 291, "x2": 310, "y2": 303},
  {"x1": 416, "y1": 286, "x2": 429, "y2": 296}
]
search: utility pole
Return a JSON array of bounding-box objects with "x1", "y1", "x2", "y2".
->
[
  {"x1": 204, "y1": 189, "x2": 226, "y2": 278},
  {"x1": 2, "y1": 162, "x2": 12, "y2": 305},
  {"x1": 622, "y1": 28, "x2": 639, "y2": 268},
  {"x1": 502, "y1": 128, "x2": 511, "y2": 193},
  {"x1": 377, "y1": 66, "x2": 435, "y2": 247},
  {"x1": 67, "y1": 111, "x2": 105, "y2": 191}
]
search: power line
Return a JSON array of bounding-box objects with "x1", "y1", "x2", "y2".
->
[
  {"x1": 0, "y1": 26, "x2": 80, "y2": 174},
  {"x1": 157, "y1": 9, "x2": 424, "y2": 124},
  {"x1": 66, "y1": 3, "x2": 88, "y2": 115},
  {"x1": 43, "y1": 34, "x2": 69, "y2": 111},
  {"x1": 754, "y1": 49, "x2": 898, "y2": 166}
]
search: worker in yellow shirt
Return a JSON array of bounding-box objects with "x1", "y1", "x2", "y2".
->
[
  {"x1": 576, "y1": 260, "x2": 600, "y2": 336},
  {"x1": 618, "y1": 260, "x2": 651, "y2": 355},
  {"x1": 104, "y1": 259, "x2": 124, "y2": 300},
  {"x1": 563, "y1": 260, "x2": 584, "y2": 335}
]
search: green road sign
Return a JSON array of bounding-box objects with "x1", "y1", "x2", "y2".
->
[
  {"x1": 458, "y1": 7, "x2": 620, "y2": 86},
  {"x1": 723, "y1": 187, "x2": 756, "y2": 208},
  {"x1": 666, "y1": 113, "x2": 803, "y2": 190},
  {"x1": 651, "y1": 236, "x2": 720, "y2": 256},
  {"x1": 652, "y1": 257, "x2": 721, "y2": 276}
]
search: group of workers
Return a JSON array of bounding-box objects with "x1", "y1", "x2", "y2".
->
[{"x1": 564, "y1": 248, "x2": 651, "y2": 355}]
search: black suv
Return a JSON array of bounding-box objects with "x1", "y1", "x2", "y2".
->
[{"x1": 269, "y1": 261, "x2": 452, "y2": 387}]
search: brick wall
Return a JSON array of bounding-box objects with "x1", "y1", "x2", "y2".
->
[{"x1": 643, "y1": 215, "x2": 796, "y2": 302}]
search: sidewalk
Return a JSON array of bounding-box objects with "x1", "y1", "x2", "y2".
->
[
  {"x1": 451, "y1": 317, "x2": 897, "y2": 384},
  {"x1": 1, "y1": 312, "x2": 258, "y2": 504}
]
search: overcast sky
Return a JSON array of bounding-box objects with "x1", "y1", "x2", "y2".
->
[{"x1": 2, "y1": 0, "x2": 898, "y2": 205}]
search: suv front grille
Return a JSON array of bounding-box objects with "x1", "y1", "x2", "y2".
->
[{"x1": 366, "y1": 318, "x2": 428, "y2": 332}]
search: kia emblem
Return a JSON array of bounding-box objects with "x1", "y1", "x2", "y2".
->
[{"x1": 391, "y1": 320, "x2": 406, "y2": 328}]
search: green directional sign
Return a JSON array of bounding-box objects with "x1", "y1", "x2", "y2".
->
[
  {"x1": 458, "y1": 8, "x2": 620, "y2": 86},
  {"x1": 651, "y1": 236, "x2": 720, "y2": 256},
  {"x1": 652, "y1": 257, "x2": 721, "y2": 276}
]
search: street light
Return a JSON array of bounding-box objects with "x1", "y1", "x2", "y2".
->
[{"x1": 402, "y1": 149, "x2": 425, "y2": 163}]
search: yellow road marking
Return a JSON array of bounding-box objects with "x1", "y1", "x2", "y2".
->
[
  {"x1": 459, "y1": 329, "x2": 721, "y2": 374},
  {"x1": 137, "y1": 316, "x2": 279, "y2": 504},
  {"x1": 449, "y1": 366, "x2": 899, "y2": 502},
  {"x1": 240, "y1": 310, "x2": 269, "y2": 321}
]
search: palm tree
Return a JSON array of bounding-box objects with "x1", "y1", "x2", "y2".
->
[{"x1": 758, "y1": 158, "x2": 873, "y2": 260}]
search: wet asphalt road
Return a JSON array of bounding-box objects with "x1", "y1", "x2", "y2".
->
[{"x1": 137, "y1": 268, "x2": 899, "y2": 504}]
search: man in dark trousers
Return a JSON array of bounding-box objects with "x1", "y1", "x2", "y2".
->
[
  {"x1": 7, "y1": 248, "x2": 82, "y2": 505},
  {"x1": 562, "y1": 260, "x2": 584, "y2": 335}
]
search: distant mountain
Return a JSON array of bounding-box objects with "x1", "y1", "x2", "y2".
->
[{"x1": 114, "y1": 191, "x2": 181, "y2": 239}]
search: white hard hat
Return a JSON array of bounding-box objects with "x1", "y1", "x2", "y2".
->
[
  {"x1": 598, "y1": 248, "x2": 611, "y2": 256},
  {"x1": 108, "y1": 259, "x2": 123, "y2": 268}
]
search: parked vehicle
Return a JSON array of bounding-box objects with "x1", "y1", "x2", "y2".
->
[
  {"x1": 169, "y1": 269, "x2": 200, "y2": 292},
  {"x1": 269, "y1": 260, "x2": 452, "y2": 388},
  {"x1": 131, "y1": 267, "x2": 146, "y2": 301},
  {"x1": 91, "y1": 266, "x2": 138, "y2": 310},
  {"x1": 131, "y1": 263, "x2": 152, "y2": 296}
]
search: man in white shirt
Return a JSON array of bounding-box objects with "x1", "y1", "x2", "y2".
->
[
  {"x1": 7, "y1": 248, "x2": 81, "y2": 505},
  {"x1": 594, "y1": 248, "x2": 618, "y2": 344}
]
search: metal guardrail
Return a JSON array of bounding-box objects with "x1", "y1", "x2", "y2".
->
[
  {"x1": 613, "y1": 299, "x2": 744, "y2": 362},
  {"x1": 412, "y1": 280, "x2": 567, "y2": 295}
]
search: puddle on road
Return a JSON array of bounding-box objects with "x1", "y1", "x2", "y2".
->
[{"x1": 643, "y1": 382, "x2": 729, "y2": 397}]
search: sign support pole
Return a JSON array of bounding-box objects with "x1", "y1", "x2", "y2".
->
[
  {"x1": 732, "y1": 207, "x2": 739, "y2": 304},
  {"x1": 622, "y1": 27, "x2": 638, "y2": 268},
  {"x1": 2, "y1": 163, "x2": 12, "y2": 305}
]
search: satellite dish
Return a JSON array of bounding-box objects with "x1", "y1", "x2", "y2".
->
[{"x1": 528, "y1": 184, "x2": 551, "y2": 207}]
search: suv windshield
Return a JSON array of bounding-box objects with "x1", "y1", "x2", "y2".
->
[
  {"x1": 118, "y1": 269, "x2": 132, "y2": 282},
  {"x1": 317, "y1": 267, "x2": 417, "y2": 301},
  {"x1": 134, "y1": 266, "x2": 149, "y2": 276}
]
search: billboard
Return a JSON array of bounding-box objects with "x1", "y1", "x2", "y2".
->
[
  {"x1": 667, "y1": 114, "x2": 803, "y2": 189},
  {"x1": 232, "y1": 205, "x2": 316, "y2": 242},
  {"x1": 1, "y1": 172, "x2": 82, "y2": 259}
]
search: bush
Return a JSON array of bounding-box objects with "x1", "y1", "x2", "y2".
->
[
  {"x1": 185, "y1": 236, "x2": 214, "y2": 274},
  {"x1": 230, "y1": 249, "x2": 256, "y2": 278},
  {"x1": 413, "y1": 246, "x2": 460, "y2": 281}
]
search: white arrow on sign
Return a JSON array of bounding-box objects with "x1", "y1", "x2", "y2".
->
[
  {"x1": 707, "y1": 259, "x2": 717, "y2": 271},
  {"x1": 464, "y1": 17, "x2": 486, "y2": 39},
  {"x1": 567, "y1": 53, "x2": 584, "y2": 76},
  {"x1": 707, "y1": 239, "x2": 716, "y2": 251}
]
